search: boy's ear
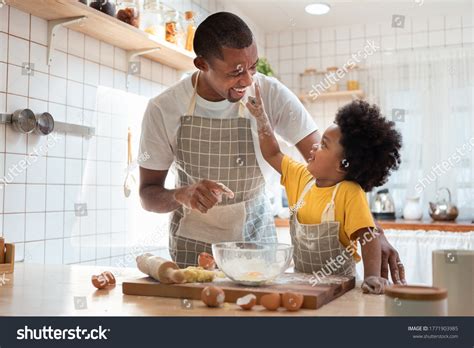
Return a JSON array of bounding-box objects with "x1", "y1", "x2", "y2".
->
[{"x1": 336, "y1": 159, "x2": 350, "y2": 173}]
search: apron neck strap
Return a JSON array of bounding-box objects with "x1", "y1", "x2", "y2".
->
[
  {"x1": 295, "y1": 179, "x2": 316, "y2": 209},
  {"x1": 186, "y1": 71, "x2": 245, "y2": 118},
  {"x1": 321, "y1": 182, "x2": 341, "y2": 222}
]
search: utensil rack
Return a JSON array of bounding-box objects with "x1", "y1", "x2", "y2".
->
[{"x1": 0, "y1": 112, "x2": 95, "y2": 137}]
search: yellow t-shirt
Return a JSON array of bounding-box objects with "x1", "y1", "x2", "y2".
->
[{"x1": 281, "y1": 155, "x2": 375, "y2": 261}]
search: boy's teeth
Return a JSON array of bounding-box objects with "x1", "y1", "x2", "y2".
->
[{"x1": 233, "y1": 87, "x2": 245, "y2": 92}]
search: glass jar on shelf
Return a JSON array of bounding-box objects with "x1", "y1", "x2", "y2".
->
[
  {"x1": 89, "y1": 0, "x2": 116, "y2": 16},
  {"x1": 164, "y1": 9, "x2": 183, "y2": 45},
  {"x1": 116, "y1": 0, "x2": 140, "y2": 28},
  {"x1": 183, "y1": 11, "x2": 196, "y2": 52},
  {"x1": 326, "y1": 66, "x2": 339, "y2": 92},
  {"x1": 140, "y1": 0, "x2": 166, "y2": 38},
  {"x1": 346, "y1": 64, "x2": 360, "y2": 91},
  {"x1": 300, "y1": 68, "x2": 317, "y2": 95}
]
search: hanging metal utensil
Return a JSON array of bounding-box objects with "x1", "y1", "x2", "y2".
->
[
  {"x1": 11, "y1": 109, "x2": 36, "y2": 134},
  {"x1": 124, "y1": 127, "x2": 136, "y2": 198},
  {"x1": 34, "y1": 112, "x2": 55, "y2": 136}
]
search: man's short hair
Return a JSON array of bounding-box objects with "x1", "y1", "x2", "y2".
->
[{"x1": 194, "y1": 12, "x2": 254, "y2": 61}]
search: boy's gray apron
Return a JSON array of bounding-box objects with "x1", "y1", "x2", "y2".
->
[
  {"x1": 290, "y1": 180, "x2": 355, "y2": 276},
  {"x1": 169, "y1": 72, "x2": 277, "y2": 268}
]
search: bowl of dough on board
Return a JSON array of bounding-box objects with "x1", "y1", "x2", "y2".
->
[{"x1": 212, "y1": 242, "x2": 294, "y2": 286}]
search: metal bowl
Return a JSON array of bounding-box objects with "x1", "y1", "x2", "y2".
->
[{"x1": 212, "y1": 242, "x2": 293, "y2": 286}]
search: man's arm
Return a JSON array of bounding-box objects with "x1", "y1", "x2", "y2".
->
[
  {"x1": 139, "y1": 167, "x2": 234, "y2": 214},
  {"x1": 139, "y1": 168, "x2": 180, "y2": 213}
]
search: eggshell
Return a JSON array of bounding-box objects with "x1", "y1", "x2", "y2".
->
[
  {"x1": 282, "y1": 292, "x2": 304, "y2": 311},
  {"x1": 198, "y1": 252, "x2": 216, "y2": 270},
  {"x1": 236, "y1": 294, "x2": 257, "y2": 310},
  {"x1": 91, "y1": 274, "x2": 108, "y2": 289},
  {"x1": 260, "y1": 293, "x2": 281, "y2": 311},
  {"x1": 201, "y1": 286, "x2": 225, "y2": 307},
  {"x1": 101, "y1": 271, "x2": 116, "y2": 285}
]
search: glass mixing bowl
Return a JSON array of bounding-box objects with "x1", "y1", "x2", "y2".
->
[{"x1": 212, "y1": 242, "x2": 293, "y2": 286}]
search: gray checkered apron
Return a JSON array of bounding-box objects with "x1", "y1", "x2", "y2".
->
[
  {"x1": 169, "y1": 72, "x2": 277, "y2": 268},
  {"x1": 290, "y1": 180, "x2": 355, "y2": 276}
]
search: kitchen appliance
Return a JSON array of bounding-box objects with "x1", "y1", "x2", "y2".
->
[
  {"x1": 212, "y1": 242, "x2": 293, "y2": 286},
  {"x1": 429, "y1": 187, "x2": 459, "y2": 221},
  {"x1": 371, "y1": 188, "x2": 396, "y2": 220}
]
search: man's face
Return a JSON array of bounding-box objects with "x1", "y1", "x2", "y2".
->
[{"x1": 201, "y1": 41, "x2": 259, "y2": 103}]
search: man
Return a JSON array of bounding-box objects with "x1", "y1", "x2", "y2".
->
[{"x1": 138, "y1": 12, "x2": 405, "y2": 284}]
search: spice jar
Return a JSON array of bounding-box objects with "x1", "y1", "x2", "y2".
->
[
  {"x1": 184, "y1": 11, "x2": 196, "y2": 51},
  {"x1": 141, "y1": 0, "x2": 166, "y2": 38},
  {"x1": 300, "y1": 68, "x2": 317, "y2": 95},
  {"x1": 326, "y1": 66, "x2": 339, "y2": 92},
  {"x1": 89, "y1": 0, "x2": 116, "y2": 16},
  {"x1": 116, "y1": 0, "x2": 140, "y2": 28},
  {"x1": 346, "y1": 65, "x2": 360, "y2": 91},
  {"x1": 164, "y1": 10, "x2": 182, "y2": 45}
]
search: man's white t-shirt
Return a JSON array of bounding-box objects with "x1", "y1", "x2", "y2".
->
[{"x1": 139, "y1": 72, "x2": 318, "y2": 181}]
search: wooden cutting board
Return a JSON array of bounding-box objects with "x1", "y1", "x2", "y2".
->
[{"x1": 122, "y1": 273, "x2": 355, "y2": 310}]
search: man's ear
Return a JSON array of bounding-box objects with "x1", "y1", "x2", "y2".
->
[{"x1": 194, "y1": 57, "x2": 209, "y2": 72}]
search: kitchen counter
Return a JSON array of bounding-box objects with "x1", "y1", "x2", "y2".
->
[
  {"x1": 275, "y1": 218, "x2": 474, "y2": 232},
  {"x1": 0, "y1": 263, "x2": 386, "y2": 316}
]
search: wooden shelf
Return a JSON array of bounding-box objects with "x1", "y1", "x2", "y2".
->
[
  {"x1": 6, "y1": 0, "x2": 196, "y2": 71},
  {"x1": 299, "y1": 90, "x2": 365, "y2": 103},
  {"x1": 275, "y1": 217, "x2": 474, "y2": 232}
]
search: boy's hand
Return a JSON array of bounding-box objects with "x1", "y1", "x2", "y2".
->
[
  {"x1": 246, "y1": 83, "x2": 266, "y2": 118},
  {"x1": 361, "y1": 276, "x2": 389, "y2": 294},
  {"x1": 246, "y1": 83, "x2": 273, "y2": 137}
]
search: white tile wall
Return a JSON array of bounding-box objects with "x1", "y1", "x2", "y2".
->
[
  {"x1": 264, "y1": 15, "x2": 472, "y2": 130},
  {"x1": 0, "y1": 1, "x2": 232, "y2": 266}
]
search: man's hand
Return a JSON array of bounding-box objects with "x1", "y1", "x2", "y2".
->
[
  {"x1": 378, "y1": 226, "x2": 407, "y2": 285},
  {"x1": 174, "y1": 180, "x2": 234, "y2": 214}
]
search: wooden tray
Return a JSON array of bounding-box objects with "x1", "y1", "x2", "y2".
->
[
  {"x1": 0, "y1": 244, "x2": 15, "y2": 274},
  {"x1": 123, "y1": 273, "x2": 355, "y2": 310}
]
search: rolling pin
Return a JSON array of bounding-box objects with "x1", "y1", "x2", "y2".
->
[
  {"x1": 0, "y1": 237, "x2": 5, "y2": 264},
  {"x1": 136, "y1": 253, "x2": 185, "y2": 284}
]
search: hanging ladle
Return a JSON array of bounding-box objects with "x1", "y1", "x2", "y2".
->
[{"x1": 124, "y1": 127, "x2": 136, "y2": 197}]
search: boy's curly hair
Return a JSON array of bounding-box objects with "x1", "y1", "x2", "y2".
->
[{"x1": 335, "y1": 100, "x2": 402, "y2": 192}]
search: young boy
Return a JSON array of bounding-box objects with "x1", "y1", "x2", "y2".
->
[{"x1": 246, "y1": 84, "x2": 402, "y2": 294}]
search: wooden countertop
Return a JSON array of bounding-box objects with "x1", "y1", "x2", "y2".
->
[
  {"x1": 275, "y1": 218, "x2": 474, "y2": 232},
  {"x1": 0, "y1": 263, "x2": 386, "y2": 316}
]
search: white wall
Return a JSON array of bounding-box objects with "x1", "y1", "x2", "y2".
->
[
  {"x1": 0, "y1": 0, "x2": 269, "y2": 267},
  {"x1": 264, "y1": 15, "x2": 473, "y2": 131}
]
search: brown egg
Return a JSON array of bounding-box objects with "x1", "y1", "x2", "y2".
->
[
  {"x1": 91, "y1": 274, "x2": 108, "y2": 289},
  {"x1": 201, "y1": 286, "x2": 225, "y2": 307},
  {"x1": 236, "y1": 294, "x2": 257, "y2": 310},
  {"x1": 198, "y1": 252, "x2": 216, "y2": 270},
  {"x1": 282, "y1": 292, "x2": 304, "y2": 311},
  {"x1": 260, "y1": 293, "x2": 281, "y2": 311},
  {"x1": 101, "y1": 271, "x2": 116, "y2": 285}
]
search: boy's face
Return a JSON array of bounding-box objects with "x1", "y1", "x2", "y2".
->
[{"x1": 307, "y1": 124, "x2": 346, "y2": 181}]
